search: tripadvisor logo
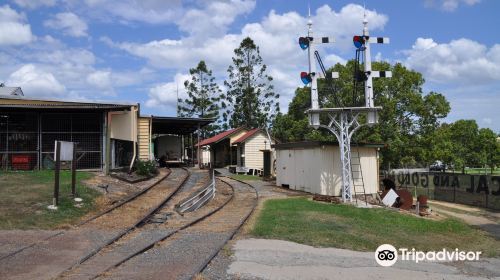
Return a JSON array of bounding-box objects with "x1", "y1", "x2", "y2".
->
[
  {"x1": 375, "y1": 244, "x2": 482, "y2": 267},
  {"x1": 375, "y1": 244, "x2": 398, "y2": 266}
]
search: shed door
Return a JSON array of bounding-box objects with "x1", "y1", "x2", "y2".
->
[{"x1": 294, "y1": 150, "x2": 305, "y2": 191}]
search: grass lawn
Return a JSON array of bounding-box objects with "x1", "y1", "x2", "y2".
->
[
  {"x1": 230, "y1": 174, "x2": 262, "y2": 181},
  {"x1": 252, "y1": 198, "x2": 500, "y2": 257},
  {"x1": 0, "y1": 170, "x2": 100, "y2": 230},
  {"x1": 464, "y1": 167, "x2": 500, "y2": 175},
  {"x1": 448, "y1": 167, "x2": 500, "y2": 175}
]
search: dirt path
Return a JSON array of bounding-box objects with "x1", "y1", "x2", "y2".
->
[
  {"x1": 99, "y1": 177, "x2": 257, "y2": 280},
  {"x1": 430, "y1": 201, "x2": 500, "y2": 240},
  {"x1": 0, "y1": 168, "x2": 188, "y2": 280}
]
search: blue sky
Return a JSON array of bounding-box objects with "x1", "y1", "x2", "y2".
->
[{"x1": 0, "y1": 0, "x2": 498, "y2": 132}]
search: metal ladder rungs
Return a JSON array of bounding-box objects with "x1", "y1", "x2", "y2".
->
[{"x1": 350, "y1": 144, "x2": 368, "y2": 206}]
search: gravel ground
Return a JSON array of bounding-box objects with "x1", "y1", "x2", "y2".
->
[
  {"x1": 0, "y1": 168, "x2": 187, "y2": 280},
  {"x1": 0, "y1": 230, "x2": 62, "y2": 260},
  {"x1": 83, "y1": 168, "x2": 170, "y2": 205},
  {"x1": 99, "y1": 177, "x2": 257, "y2": 280},
  {"x1": 199, "y1": 175, "x2": 309, "y2": 280},
  {"x1": 58, "y1": 168, "x2": 216, "y2": 280}
]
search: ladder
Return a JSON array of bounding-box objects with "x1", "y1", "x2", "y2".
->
[{"x1": 350, "y1": 144, "x2": 368, "y2": 206}]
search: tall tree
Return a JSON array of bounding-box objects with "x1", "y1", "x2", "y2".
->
[
  {"x1": 222, "y1": 37, "x2": 279, "y2": 129},
  {"x1": 476, "y1": 127, "x2": 498, "y2": 173},
  {"x1": 178, "y1": 60, "x2": 221, "y2": 137}
]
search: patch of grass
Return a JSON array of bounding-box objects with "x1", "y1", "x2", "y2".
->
[
  {"x1": 448, "y1": 168, "x2": 500, "y2": 175},
  {"x1": 251, "y1": 198, "x2": 500, "y2": 257},
  {"x1": 0, "y1": 170, "x2": 100, "y2": 230},
  {"x1": 230, "y1": 174, "x2": 261, "y2": 181}
]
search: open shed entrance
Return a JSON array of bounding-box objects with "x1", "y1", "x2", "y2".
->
[{"x1": 150, "y1": 117, "x2": 213, "y2": 167}]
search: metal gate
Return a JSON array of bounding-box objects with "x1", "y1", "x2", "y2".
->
[{"x1": 0, "y1": 112, "x2": 103, "y2": 170}]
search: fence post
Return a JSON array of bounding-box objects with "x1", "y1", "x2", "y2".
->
[
  {"x1": 52, "y1": 141, "x2": 61, "y2": 208},
  {"x1": 71, "y1": 143, "x2": 76, "y2": 197}
]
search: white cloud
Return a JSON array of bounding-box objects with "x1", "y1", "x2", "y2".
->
[
  {"x1": 44, "y1": 12, "x2": 88, "y2": 37},
  {"x1": 178, "y1": 0, "x2": 255, "y2": 38},
  {"x1": 87, "y1": 70, "x2": 111, "y2": 88},
  {"x1": 83, "y1": 0, "x2": 182, "y2": 24},
  {"x1": 13, "y1": 0, "x2": 56, "y2": 9},
  {"x1": 7, "y1": 64, "x2": 65, "y2": 97},
  {"x1": 108, "y1": 4, "x2": 387, "y2": 112},
  {"x1": 425, "y1": 0, "x2": 481, "y2": 11},
  {"x1": 0, "y1": 5, "x2": 34, "y2": 45},
  {"x1": 146, "y1": 73, "x2": 190, "y2": 112},
  {"x1": 482, "y1": 118, "x2": 492, "y2": 125},
  {"x1": 404, "y1": 38, "x2": 500, "y2": 84}
]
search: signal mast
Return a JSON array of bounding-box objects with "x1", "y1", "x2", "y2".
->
[{"x1": 299, "y1": 9, "x2": 391, "y2": 202}]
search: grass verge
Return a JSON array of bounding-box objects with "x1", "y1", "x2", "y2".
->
[
  {"x1": 251, "y1": 197, "x2": 500, "y2": 257},
  {"x1": 230, "y1": 174, "x2": 261, "y2": 181},
  {"x1": 0, "y1": 170, "x2": 100, "y2": 230}
]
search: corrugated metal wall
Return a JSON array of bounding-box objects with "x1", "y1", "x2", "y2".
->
[{"x1": 276, "y1": 145, "x2": 379, "y2": 196}]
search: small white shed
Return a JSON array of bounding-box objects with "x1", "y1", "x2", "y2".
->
[
  {"x1": 274, "y1": 141, "x2": 383, "y2": 196},
  {"x1": 233, "y1": 128, "x2": 274, "y2": 171}
]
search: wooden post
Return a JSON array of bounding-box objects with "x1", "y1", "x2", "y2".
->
[
  {"x1": 190, "y1": 133, "x2": 194, "y2": 167},
  {"x1": 197, "y1": 124, "x2": 201, "y2": 168},
  {"x1": 53, "y1": 141, "x2": 61, "y2": 207},
  {"x1": 71, "y1": 143, "x2": 76, "y2": 197}
]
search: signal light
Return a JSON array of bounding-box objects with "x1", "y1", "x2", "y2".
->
[
  {"x1": 301, "y1": 72, "x2": 315, "y2": 84},
  {"x1": 353, "y1": 35, "x2": 365, "y2": 49},
  {"x1": 299, "y1": 37, "x2": 312, "y2": 50}
]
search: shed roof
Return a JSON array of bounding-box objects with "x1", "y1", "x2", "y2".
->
[
  {"x1": 0, "y1": 86, "x2": 23, "y2": 96},
  {"x1": 273, "y1": 141, "x2": 385, "y2": 150},
  {"x1": 197, "y1": 127, "x2": 245, "y2": 146},
  {"x1": 0, "y1": 94, "x2": 137, "y2": 110},
  {"x1": 232, "y1": 128, "x2": 261, "y2": 144}
]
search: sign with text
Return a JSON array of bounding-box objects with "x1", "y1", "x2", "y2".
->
[
  {"x1": 54, "y1": 141, "x2": 74, "y2": 161},
  {"x1": 389, "y1": 171, "x2": 500, "y2": 210}
]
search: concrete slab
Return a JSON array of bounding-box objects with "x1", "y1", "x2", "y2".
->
[{"x1": 227, "y1": 239, "x2": 500, "y2": 280}]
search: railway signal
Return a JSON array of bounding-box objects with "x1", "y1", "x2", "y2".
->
[{"x1": 298, "y1": 15, "x2": 335, "y2": 127}]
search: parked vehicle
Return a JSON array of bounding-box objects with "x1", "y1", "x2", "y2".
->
[{"x1": 429, "y1": 161, "x2": 446, "y2": 172}]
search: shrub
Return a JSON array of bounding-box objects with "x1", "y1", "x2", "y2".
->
[{"x1": 135, "y1": 160, "x2": 157, "y2": 176}]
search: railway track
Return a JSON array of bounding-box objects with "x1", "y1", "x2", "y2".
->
[
  {"x1": 57, "y1": 176, "x2": 234, "y2": 280},
  {"x1": 90, "y1": 175, "x2": 258, "y2": 280},
  {"x1": 0, "y1": 169, "x2": 173, "y2": 263},
  {"x1": 0, "y1": 168, "x2": 190, "y2": 280}
]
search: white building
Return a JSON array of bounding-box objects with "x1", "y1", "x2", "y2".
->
[
  {"x1": 233, "y1": 128, "x2": 275, "y2": 174},
  {"x1": 274, "y1": 141, "x2": 383, "y2": 196}
]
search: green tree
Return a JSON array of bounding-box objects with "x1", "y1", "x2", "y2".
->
[
  {"x1": 178, "y1": 60, "x2": 221, "y2": 137},
  {"x1": 222, "y1": 37, "x2": 279, "y2": 129},
  {"x1": 477, "y1": 128, "x2": 499, "y2": 173},
  {"x1": 448, "y1": 120, "x2": 481, "y2": 173},
  {"x1": 273, "y1": 61, "x2": 451, "y2": 169}
]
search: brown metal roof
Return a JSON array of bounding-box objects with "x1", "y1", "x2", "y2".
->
[
  {"x1": 232, "y1": 128, "x2": 261, "y2": 144},
  {"x1": 197, "y1": 127, "x2": 245, "y2": 146},
  {"x1": 0, "y1": 103, "x2": 133, "y2": 110}
]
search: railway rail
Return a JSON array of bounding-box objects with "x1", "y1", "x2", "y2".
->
[
  {"x1": 0, "y1": 169, "x2": 173, "y2": 262},
  {"x1": 93, "y1": 175, "x2": 258, "y2": 280},
  {"x1": 0, "y1": 168, "x2": 190, "y2": 280}
]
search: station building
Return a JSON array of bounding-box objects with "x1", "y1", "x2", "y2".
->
[
  {"x1": 0, "y1": 91, "x2": 212, "y2": 172},
  {"x1": 198, "y1": 127, "x2": 275, "y2": 174}
]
